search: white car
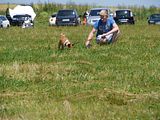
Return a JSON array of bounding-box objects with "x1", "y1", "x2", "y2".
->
[
  {"x1": 0, "y1": 15, "x2": 10, "y2": 28},
  {"x1": 49, "y1": 13, "x2": 56, "y2": 26}
]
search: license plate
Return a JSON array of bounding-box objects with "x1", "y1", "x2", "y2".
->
[
  {"x1": 120, "y1": 19, "x2": 127, "y2": 22},
  {"x1": 62, "y1": 19, "x2": 70, "y2": 22}
]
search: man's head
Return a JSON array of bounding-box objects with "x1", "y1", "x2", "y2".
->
[{"x1": 99, "y1": 10, "x2": 108, "y2": 22}]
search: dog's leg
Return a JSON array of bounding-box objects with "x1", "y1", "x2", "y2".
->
[
  {"x1": 58, "y1": 41, "x2": 61, "y2": 50},
  {"x1": 62, "y1": 44, "x2": 64, "y2": 50},
  {"x1": 58, "y1": 41, "x2": 65, "y2": 50}
]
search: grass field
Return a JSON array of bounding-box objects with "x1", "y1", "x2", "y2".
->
[{"x1": 0, "y1": 17, "x2": 160, "y2": 119}]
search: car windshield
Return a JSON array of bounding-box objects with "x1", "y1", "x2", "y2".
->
[
  {"x1": 150, "y1": 14, "x2": 160, "y2": 19},
  {"x1": 116, "y1": 10, "x2": 131, "y2": 18},
  {"x1": 13, "y1": 15, "x2": 31, "y2": 20},
  {"x1": 89, "y1": 10, "x2": 102, "y2": 16},
  {"x1": 58, "y1": 10, "x2": 76, "y2": 17},
  {"x1": 0, "y1": 16, "x2": 7, "y2": 21}
]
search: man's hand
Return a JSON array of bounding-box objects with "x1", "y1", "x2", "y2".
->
[
  {"x1": 97, "y1": 35, "x2": 102, "y2": 40},
  {"x1": 85, "y1": 40, "x2": 91, "y2": 48}
]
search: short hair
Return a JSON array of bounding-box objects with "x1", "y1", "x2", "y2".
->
[{"x1": 99, "y1": 10, "x2": 108, "y2": 16}]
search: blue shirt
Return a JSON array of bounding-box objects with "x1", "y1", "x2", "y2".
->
[{"x1": 94, "y1": 17, "x2": 116, "y2": 37}]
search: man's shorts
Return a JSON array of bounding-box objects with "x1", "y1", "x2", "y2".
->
[{"x1": 96, "y1": 33, "x2": 113, "y2": 44}]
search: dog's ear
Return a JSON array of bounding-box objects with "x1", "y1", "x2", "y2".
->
[
  {"x1": 60, "y1": 33, "x2": 64, "y2": 36},
  {"x1": 60, "y1": 33, "x2": 65, "y2": 37}
]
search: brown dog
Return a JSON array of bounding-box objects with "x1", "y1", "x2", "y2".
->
[{"x1": 58, "y1": 33, "x2": 73, "y2": 50}]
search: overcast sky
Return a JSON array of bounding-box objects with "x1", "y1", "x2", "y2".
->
[{"x1": 0, "y1": 0, "x2": 160, "y2": 7}]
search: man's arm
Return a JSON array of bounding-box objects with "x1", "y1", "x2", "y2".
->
[
  {"x1": 85, "y1": 27, "x2": 97, "y2": 47},
  {"x1": 102, "y1": 23, "x2": 120, "y2": 37}
]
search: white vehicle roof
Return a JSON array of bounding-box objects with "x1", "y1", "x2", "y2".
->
[{"x1": 9, "y1": 5, "x2": 36, "y2": 21}]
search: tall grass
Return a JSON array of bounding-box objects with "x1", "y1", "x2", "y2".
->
[
  {"x1": 31, "y1": 2, "x2": 91, "y2": 16},
  {"x1": 30, "y1": 3, "x2": 160, "y2": 20},
  {"x1": 0, "y1": 4, "x2": 16, "y2": 14}
]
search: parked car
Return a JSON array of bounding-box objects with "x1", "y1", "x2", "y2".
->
[
  {"x1": 113, "y1": 9, "x2": 135, "y2": 24},
  {"x1": 11, "y1": 14, "x2": 34, "y2": 27},
  {"x1": 49, "y1": 13, "x2": 56, "y2": 26},
  {"x1": 148, "y1": 14, "x2": 160, "y2": 25},
  {"x1": 0, "y1": 15, "x2": 10, "y2": 28},
  {"x1": 6, "y1": 5, "x2": 36, "y2": 27},
  {"x1": 56, "y1": 9, "x2": 81, "y2": 26},
  {"x1": 87, "y1": 8, "x2": 112, "y2": 26}
]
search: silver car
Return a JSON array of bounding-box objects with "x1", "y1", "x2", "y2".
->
[
  {"x1": 0, "y1": 15, "x2": 10, "y2": 28},
  {"x1": 87, "y1": 8, "x2": 112, "y2": 26}
]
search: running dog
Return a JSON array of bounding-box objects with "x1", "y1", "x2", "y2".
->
[{"x1": 58, "y1": 33, "x2": 73, "y2": 50}]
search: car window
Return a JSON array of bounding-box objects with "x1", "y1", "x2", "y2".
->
[
  {"x1": 58, "y1": 10, "x2": 76, "y2": 17},
  {"x1": 151, "y1": 14, "x2": 160, "y2": 19},
  {"x1": 13, "y1": 15, "x2": 31, "y2": 20},
  {"x1": 116, "y1": 10, "x2": 131, "y2": 18},
  {"x1": 0, "y1": 16, "x2": 7, "y2": 21},
  {"x1": 89, "y1": 10, "x2": 102, "y2": 16}
]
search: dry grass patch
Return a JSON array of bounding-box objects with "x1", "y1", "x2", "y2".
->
[{"x1": 0, "y1": 61, "x2": 81, "y2": 81}]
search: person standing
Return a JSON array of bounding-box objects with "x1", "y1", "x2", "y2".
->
[{"x1": 82, "y1": 10, "x2": 89, "y2": 25}]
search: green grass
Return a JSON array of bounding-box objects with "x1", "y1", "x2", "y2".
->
[{"x1": 0, "y1": 20, "x2": 160, "y2": 120}]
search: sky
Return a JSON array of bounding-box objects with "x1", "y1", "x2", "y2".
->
[{"x1": 0, "y1": 0, "x2": 160, "y2": 8}]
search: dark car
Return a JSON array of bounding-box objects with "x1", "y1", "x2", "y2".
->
[
  {"x1": 148, "y1": 14, "x2": 160, "y2": 25},
  {"x1": 56, "y1": 9, "x2": 81, "y2": 26},
  {"x1": 11, "y1": 14, "x2": 33, "y2": 26},
  {"x1": 114, "y1": 9, "x2": 135, "y2": 24}
]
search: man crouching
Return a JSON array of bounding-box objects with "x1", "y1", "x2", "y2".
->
[{"x1": 85, "y1": 9, "x2": 120, "y2": 48}]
